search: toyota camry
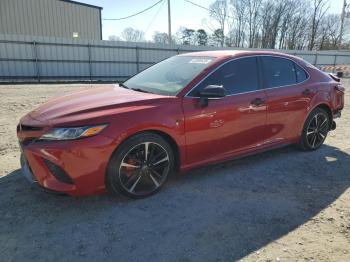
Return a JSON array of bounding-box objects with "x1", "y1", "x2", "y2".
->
[{"x1": 17, "y1": 51, "x2": 345, "y2": 198}]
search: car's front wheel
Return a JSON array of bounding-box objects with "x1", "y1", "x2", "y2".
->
[
  {"x1": 299, "y1": 107, "x2": 330, "y2": 151},
  {"x1": 106, "y1": 132, "x2": 174, "y2": 199}
]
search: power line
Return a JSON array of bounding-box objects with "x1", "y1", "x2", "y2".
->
[
  {"x1": 184, "y1": 0, "x2": 209, "y2": 12},
  {"x1": 145, "y1": 0, "x2": 166, "y2": 34},
  {"x1": 103, "y1": 0, "x2": 164, "y2": 21},
  {"x1": 184, "y1": 0, "x2": 234, "y2": 19}
]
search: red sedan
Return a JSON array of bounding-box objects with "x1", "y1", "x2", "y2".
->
[{"x1": 17, "y1": 51, "x2": 345, "y2": 198}]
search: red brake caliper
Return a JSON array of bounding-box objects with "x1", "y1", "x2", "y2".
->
[{"x1": 125, "y1": 159, "x2": 138, "y2": 177}]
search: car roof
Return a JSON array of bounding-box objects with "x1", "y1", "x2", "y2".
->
[{"x1": 178, "y1": 50, "x2": 297, "y2": 60}]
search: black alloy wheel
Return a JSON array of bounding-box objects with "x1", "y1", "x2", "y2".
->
[
  {"x1": 299, "y1": 108, "x2": 330, "y2": 151},
  {"x1": 106, "y1": 133, "x2": 174, "y2": 198}
]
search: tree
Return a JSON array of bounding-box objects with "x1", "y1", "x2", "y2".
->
[
  {"x1": 190, "y1": 0, "x2": 346, "y2": 50},
  {"x1": 121, "y1": 27, "x2": 145, "y2": 42},
  {"x1": 229, "y1": 0, "x2": 247, "y2": 47},
  {"x1": 283, "y1": 0, "x2": 309, "y2": 50},
  {"x1": 211, "y1": 29, "x2": 225, "y2": 46},
  {"x1": 308, "y1": 0, "x2": 330, "y2": 50},
  {"x1": 318, "y1": 14, "x2": 342, "y2": 50},
  {"x1": 225, "y1": 30, "x2": 235, "y2": 47},
  {"x1": 277, "y1": 0, "x2": 298, "y2": 49},
  {"x1": 260, "y1": 0, "x2": 290, "y2": 49},
  {"x1": 246, "y1": 0, "x2": 262, "y2": 48},
  {"x1": 209, "y1": 0, "x2": 229, "y2": 46},
  {"x1": 196, "y1": 29, "x2": 208, "y2": 45},
  {"x1": 153, "y1": 32, "x2": 169, "y2": 44},
  {"x1": 179, "y1": 27, "x2": 196, "y2": 45}
]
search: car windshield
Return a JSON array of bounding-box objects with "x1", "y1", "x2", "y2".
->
[{"x1": 123, "y1": 56, "x2": 216, "y2": 96}]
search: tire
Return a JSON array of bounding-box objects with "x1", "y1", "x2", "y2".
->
[
  {"x1": 106, "y1": 132, "x2": 174, "y2": 199},
  {"x1": 298, "y1": 107, "x2": 330, "y2": 151}
]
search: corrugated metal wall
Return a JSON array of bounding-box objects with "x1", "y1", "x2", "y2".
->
[
  {"x1": 0, "y1": 0, "x2": 101, "y2": 40},
  {"x1": 1, "y1": 34, "x2": 350, "y2": 82}
]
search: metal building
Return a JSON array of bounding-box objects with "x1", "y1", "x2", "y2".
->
[{"x1": 0, "y1": 0, "x2": 102, "y2": 40}]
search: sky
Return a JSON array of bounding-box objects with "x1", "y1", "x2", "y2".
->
[{"x1": 80, "y1": 0, "x2": 346, "y2": 40}]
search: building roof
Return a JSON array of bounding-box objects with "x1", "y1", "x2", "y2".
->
[{"x1": 59, "y1": 0, "x2": 103, "y2": 10}]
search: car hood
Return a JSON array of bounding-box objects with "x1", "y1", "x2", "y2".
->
[{"x1": 27, "y1": 85, "x2": 168, "y2": 125}]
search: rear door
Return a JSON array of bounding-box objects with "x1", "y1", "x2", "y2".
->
[
  {"x1": 260, "y1": 56, "x2": 313, "y2": 144},
  {"x1": 183, "y1": 57, "x2": 268, "y2": 165}
]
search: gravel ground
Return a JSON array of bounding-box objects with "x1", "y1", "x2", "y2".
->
[{"x1": 0, "y1": 82, "x2": 349, "y2": 262}]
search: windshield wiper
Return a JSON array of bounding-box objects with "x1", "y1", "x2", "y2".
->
[
  {"x1": 119, "y1": 83, "x2": 153, "y2": 94},
  {"x1": 130, "y1": 88, "x2": 153, "y2": 94},
  {"x1": 119, "y1": 82, "x2": 129, "y2": 89}
]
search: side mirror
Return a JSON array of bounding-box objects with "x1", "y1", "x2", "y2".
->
[{"x1": 198, "y1": 85, "x2": 226, "y2": 107}]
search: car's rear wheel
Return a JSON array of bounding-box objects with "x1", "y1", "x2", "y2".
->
[
  {"x1": 106, "y1": 133, "x2": 174, "y2": 199},
  {"x1": 299, "y1": 108, "x2": 330, "y2": 151}
]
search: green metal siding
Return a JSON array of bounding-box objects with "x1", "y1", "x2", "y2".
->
[{"x1": 0, "y1": 0, "x2": 102, "y2": 40}]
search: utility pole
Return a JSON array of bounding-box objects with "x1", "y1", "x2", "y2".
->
[
  {"x1": 339, "y1": 0, "x2": 347, "y2": 48},
  {"x1": 167, "y1": 0, "x2": 172, "y2": 44}
]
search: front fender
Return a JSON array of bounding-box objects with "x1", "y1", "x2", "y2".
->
[{"x1": 101, "y1": 99, "x2": 186, "y2": 168}]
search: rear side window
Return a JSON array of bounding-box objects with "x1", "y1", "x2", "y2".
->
[
  {"x1": 295, "y1": 63, "x2": 308, "y2": 83},
  {"x1": 261, "y1": 57, "x2": 296, "y2": 88},
  {"x1": 188, "y1": 57, "x2": 259, "y2": 96}
]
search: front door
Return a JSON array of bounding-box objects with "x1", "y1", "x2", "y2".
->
[{"x1": 183, "y1": 56, "x2": 267, "y2": 166}]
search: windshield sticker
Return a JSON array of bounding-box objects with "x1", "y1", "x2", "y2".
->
[{"x1": 189, "y1": 58, "x2": 212, "y2": 64}]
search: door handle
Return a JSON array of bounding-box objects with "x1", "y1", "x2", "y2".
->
[
  {"x1": 302, "y1": 88, "x2": 311, "y2": 96},
  {"x1": 251, "y1": 97, "x2": 265, "y2": 106}
]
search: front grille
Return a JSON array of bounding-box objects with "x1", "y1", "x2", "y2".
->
[{"x1": 44, "y1": 159, "x2": 74, "y2": 185}]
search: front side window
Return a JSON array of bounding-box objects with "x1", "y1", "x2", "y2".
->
[
  {"x1": 261, "y1": 57, "x2": 297, "y2": 88},
  {"x1": 188, "y1": 57, "x2": 259, "y2": 96},
  {"x1": 124, "y1": 56, "x2": 215, "y2": 96}
]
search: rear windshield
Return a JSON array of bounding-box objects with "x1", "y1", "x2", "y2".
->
[{"x1": 124, "y1": 56, "x2": 215, "y2": 96}]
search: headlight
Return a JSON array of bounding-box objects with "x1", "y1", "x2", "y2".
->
[{"x1": 40, "y1": 124, "x2": 108, "y2": 141}]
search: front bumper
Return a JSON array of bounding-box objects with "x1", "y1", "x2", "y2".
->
[
  {"x1": 20, "y1": 153, "x2": 66, "y2": 195},
  {"x1": 18, "y1": 135, "x2": 117, "y2": 196},
  {"x1": 20, "y1": 153, "x2": 37, "y2": 183}
]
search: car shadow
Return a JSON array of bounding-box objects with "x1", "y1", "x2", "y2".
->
[{"x1": 0, "y1": 144, "x2": 349, "y2": 262}]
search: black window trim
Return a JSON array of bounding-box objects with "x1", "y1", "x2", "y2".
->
[{"x1": 185, "y1": 55, "x2": 310, "y2": 98}]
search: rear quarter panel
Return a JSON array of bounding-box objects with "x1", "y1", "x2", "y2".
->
[{"x1": 299, "y1": 64, "x2": 339, "y2": 134}]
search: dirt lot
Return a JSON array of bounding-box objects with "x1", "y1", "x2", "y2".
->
[{"x1": 0, "y1": 82, "x2": 349, "y2": 262}]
